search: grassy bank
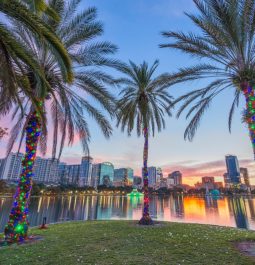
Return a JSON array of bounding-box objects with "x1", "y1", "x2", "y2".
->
[{"x1": 1, "y1": 221, "x2": 255, "y2": 265}]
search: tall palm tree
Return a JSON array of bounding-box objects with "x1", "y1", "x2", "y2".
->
[
  {"x1": 4, "y1": 0, "x2": 118, "y2": 242},
  {"x1": 160, "y1": 0, "x2": 255, "y2": 159},
  {"x1": 116, "y1": 60, "x2": 173, "y2": 225},
  {"x1": 0, "y1": 0, "x2": 72, "y2": 108}
]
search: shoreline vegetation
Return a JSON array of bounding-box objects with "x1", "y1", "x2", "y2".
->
[
  {"x1": 0, "y1": 180, "x2": 254, "y2": 197},
  {"x1": 1, "y1": 181, "x2": 255, "y2": 197},
  {"x1": 1, "y1": 221, "x2": 255, "y2": 265}
]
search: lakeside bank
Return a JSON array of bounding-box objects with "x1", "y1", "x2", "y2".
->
[{"x1": 1, "y1": 221, "x2": 255, "y2": 265}]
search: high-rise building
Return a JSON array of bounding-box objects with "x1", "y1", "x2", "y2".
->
[
  {"x1": 58, "y1": 162, "x2": 68, "y2": 184},
  {"x1": 202, "y1": 176, "x2": 215, "y2": 191},
  {"x1": 156, "y1": 168, "x2": 163, "y2": 184},
  {"x1": 166, "y1": 177, "x2": 175, "y2": 187},
  {"x1": 223, "y1": 173, "x2": 231, "y2": 188},
  {"x1": 114, "y1": 168, "x2": 134, "y2": 186},
  {"x1": 33, "y1": 157, "x2": 59, "y2": 183},
  {"x1": 148, "y1": 167, "x2": 157, "y2": 187},
  {"x1": 127, "y1": 168, "x2": 134, "y2": 185},
  {"x1": 225, "y1": 155, "x2": 240, "y2": 184},
  {"x1": 114, "y1": 168, "x2": 126, "y2": 182},
  {"x1": 240, "y1": 168, "x2": 250, "y2": 187},
  {"x1": 91, "y1": 164, "x2": 100, "y2": 188},
  {"x1": 66, "y1": 165, "x2": 80, "y2": 185},
  {"x1": 168, "y1": 171, "x2": 182, "y2": 185},
  {"x1": 80, "y1": 156, "x2": 93, "y2": 187},
  {"x1": 98, "y1": 162, "x2": 114, "y2": 186},
  {"x1": 0, "y1": 152, "x2": 24, "y2": 181}
]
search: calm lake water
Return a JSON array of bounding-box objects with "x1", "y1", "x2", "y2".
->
[{"x1": 0, "y1": 195, "x2": 255, "y2": 232}]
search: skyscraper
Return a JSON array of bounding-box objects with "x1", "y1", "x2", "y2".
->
[
  {"x1": 66, "y1": 165, "x2": 80, "y2": 185},
  {"x1": 168, "y1": 171, "x2": 182, "y2": 185},
  {"x1": 92, "y1": 162, "x2": 114, "y2": 187},
  {"x1": 148, "y1": 167, "x2": 157, "y2": 187},
  {"x1": 223, "y1": 173, "x2": 231, "y2": 188},
  {"x1": 0, "y1": 152, "x2": 23, "y2": 181},
  {"x1": 240, "y1": 168, "x2": 250, "y2": 187},
  {"x1": 80, "y1": 156, "x2": 93, "y2": 187},
  {"x1": 225, "y1": 155, "x2": 240, "y2": 184},
  {"x1": 33, "y1": 157, "x2": 59, "y2": 183},
  {"x1": 156, "y1": 168, "x2": 163, "y2": 184},
  {"x1": 114, "y1": 168, "x2": 134, "y2": 186},
  {"x1": 91, "y1": 164, "x2": 100, "y2": 188},
  {"x1": 58, "y1": 162, "x2": 68, "y2": 184}
]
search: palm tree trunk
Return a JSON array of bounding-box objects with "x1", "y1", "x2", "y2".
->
[
  {"x1": 242, "y1": 82, "x2": 255, "y2": 159},
  {"x1": 139, "y1": 127, "x2": 153, "y2": 225},
  {"x1": 4, "y1": 111, "x2": 41, "y2": 242}
]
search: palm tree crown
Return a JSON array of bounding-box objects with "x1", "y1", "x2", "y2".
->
[
  {"x1": 116, "y1": 60, "x2": 173, "y2": 136},
  {"x1": 7, "y1": 0, "x2": 118, "y2": 158},
  {"x1": 0, "y1": 0, "x2": 73, "y2": 115},
  {"x1": 160, "y1": 0, "x2": 255, "y2": 147}
]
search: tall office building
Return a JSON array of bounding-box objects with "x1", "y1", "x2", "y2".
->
[
  {"x1": 240, "y1": 168, "x2": 250, "y2": 187},
  {"x1": 168, "y1": 171, "x2": 182, "y2": 185},
  {"x1": 80, "y1": 156, "x2": 93, "y2": 187},
  {"x1": 202, "y1": 176, "x2": 215, "y2": 190},
  {"x1": 0, "y1": 152, "x2": 23, "y2": 181},
  {"x1": 58, "y1": 162, "x2": 68, "y2": 184},
  {"x1": 91, "y1": 164, "x2": 100, "y2": 188},
  {"x1": 223, "y1": 173, "x2": 231, "y2": 188},
  {"x1": 147, "y1": 167, "x2": 157, "y2": 187},
  {"x1": 66, "y1": 165, "x2": 80, "y2": 185},
  {"x1": 114, "y1": 168, "x2": 134, "y2": 186},
  {"x1": 98, "y1": 162, "x2": 114, "y2": 186},
  {"x1": 225, "y1": 155, "x2": 240, "y2": 184},
  {"x1": 33, "y1": 157, "x2": 59, "y2": 183},
  {"x1": 156, "y1": 168, "x2": 163, "y2": 184}
]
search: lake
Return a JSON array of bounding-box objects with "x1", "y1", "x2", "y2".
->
[{"x1": 0, "y1": 195, "x2": 255, "y2": 232}]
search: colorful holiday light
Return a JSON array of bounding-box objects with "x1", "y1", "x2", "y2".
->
[
  {"x1": 139, "y1": 127, "x2": 153, "y2": 225},
  {"x1": 243, "y1": 84, "x2": 255, "y2": 159},
  {"x1": 4, "y1": 111, "x2": 41, "y2": 242}
]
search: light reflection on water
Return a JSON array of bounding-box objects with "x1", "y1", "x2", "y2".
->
[{"x1": 0, "y1": 195, "x2": 255, "y2": 232}]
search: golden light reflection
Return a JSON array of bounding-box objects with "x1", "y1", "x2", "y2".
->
[{"x1": 37, "y1": 196, "x2": 42, "y2": 213}]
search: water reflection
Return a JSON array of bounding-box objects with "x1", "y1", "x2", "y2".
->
[{"x1": 1, "y1": 195, "x2": 255, "y2": 232}]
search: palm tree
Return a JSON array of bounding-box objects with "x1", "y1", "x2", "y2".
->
[
  {"x1": 0, "y1": 0, "x2": 72, "y2": 107},
  {"x1": 116, "y1": 60, "x2": 173, "y2": 225},
  {"x1": 4, "y1": 0, "x2": 118, "y2": 242},
  {"x1": 160, "y1": 0, "x2": 255, "y2": 159}
]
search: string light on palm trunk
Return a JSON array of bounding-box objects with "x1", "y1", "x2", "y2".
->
[
  {"x1": 4, "y1": 111, "x2": 41, "y2": 242},
  {"x1": 243, "y1": 84, "x2": 255, "y2": 159},
  {"x1": 139, "y1": 127, "x2": 153, "y2": 225}
]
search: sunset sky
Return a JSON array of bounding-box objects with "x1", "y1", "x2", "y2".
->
[{"x1": 1, "y1": 0, "x2": 255, "y2": 186}]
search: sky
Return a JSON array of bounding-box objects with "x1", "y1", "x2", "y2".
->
[{"x1": 1, "y1": 0, "x2": 255, "y2": 186}]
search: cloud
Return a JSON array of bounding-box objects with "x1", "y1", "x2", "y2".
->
[{"x1": 161, "y1": 159, "x2": 255, "y2": 179}]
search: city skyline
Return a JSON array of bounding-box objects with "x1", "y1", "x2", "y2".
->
[
  {"x1": 0, "y1": 151, "x2": 251, "y2": 187},
  {"x1": 0, "y1": 0, "x2": 255, "y2": 186}
]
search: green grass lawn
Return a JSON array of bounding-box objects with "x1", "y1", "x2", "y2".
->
[{"x1": 1, "y1": 221, "x2": 255, "y2": 265}]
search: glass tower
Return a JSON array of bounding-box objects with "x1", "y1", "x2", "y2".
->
[
  {"x1": 225, "y1": 155, "x2": 240, "y2": 184},
  {"x1": 80, "y1": 156, "x2": 93, "y2": 187},
  {"x1": 99, "y1": 162, "x2": 114, "y2": 186}
]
